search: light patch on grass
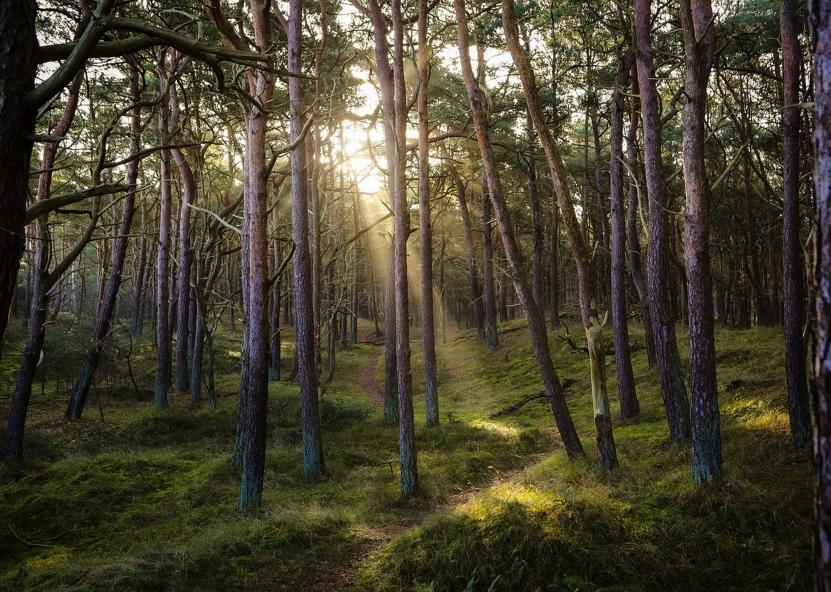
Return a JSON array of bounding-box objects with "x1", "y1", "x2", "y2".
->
[{"x1": 469, "y1": 419, "x2": 521, "y2": 440}]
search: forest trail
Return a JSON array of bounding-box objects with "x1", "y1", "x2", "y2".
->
[
  {"x1": 308, "y1": 446, "x2": 551, "y2": 591},
  {"x1": 310, "y1": 339, "x2": 552, "y2": 590},
  {"x1": 356, "y1": 339, "x2": 385, "y2": 409}
]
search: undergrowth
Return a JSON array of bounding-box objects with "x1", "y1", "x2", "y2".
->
[{"x1": 0, "y1": 318, "x2": 813, "y2": 591}]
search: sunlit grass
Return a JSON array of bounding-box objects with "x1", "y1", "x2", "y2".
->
[{"x1": 0, "y1": 318, "x2": 813, "y2": 591}]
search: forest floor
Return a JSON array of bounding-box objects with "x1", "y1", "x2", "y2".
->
[{"x1": 0, "y1": 315, "x2": 814, "y2": 591}]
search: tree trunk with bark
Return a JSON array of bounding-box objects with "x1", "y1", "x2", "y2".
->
[
  {"x1": 417, "y1": 0, "x2": 439, "y2": 427},
  {"x1": 526, "y1": 114, "x2": 545, "y2": 316},
  {"x1": 813, "y1": 1, "x2": 831, "y2": 587},
  {"x1": 172, "y1": 141, "x2": 197, "y2": 394},
  {"x1": 550, "y1": 199, "x2": 560, "y2": 328},
  {"x1": 634, "y1": 0, "x2": 691, "y2": 443},
  {"x1": 502, "y1": 0, "x2": 615, "y2": 468},
  {"x1": 288, "y1": 0, "x2": 325, "y2": 486},
  {"x1": 130, "y1": 202, "x2": 149, "y2": 336},
  {"x1": 482, "y1": 175, "x2": 499, "y2": 350},
  {"x1": 233, "y1": 0, "x2": 280, "y2": 510},
  {"x1": 455, "y1": 0, "x2": 584, "y2": 459},
  {"x1": 680, "y1": 0, "x2": 723, "y2": 482},
  {"x1": 781, "y1": 0, "x2": 811, "y2": 450},
  {"x1": 389, "y1": 0, "x2": 419, "y2": 495},
  {"x1": 610, "y1": 51, "x2": 640, "y2": 420},
  {"x1": 155, "y1": 53, "x2": 173, "y2": 410},
  {"x1": 453, "y1": 171, "x2": 485, "y2": 340},
  {"x1": 0, "y1": 0, "x2": 37, "y2": 361},
  {"x1": 383, "y1": 250, "x2": 399, "y2": 422},
  {"x1": 625, "y1": 67, "x2": 657, "y2": 369}
]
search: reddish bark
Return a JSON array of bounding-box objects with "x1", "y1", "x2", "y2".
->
[
  {"x1": 610, "y1": 52, "x2": 640, "y2": 420},
  {"x1": 287, "y1": 0, "x2": 325, "y2": 488},
  {"x1": 781, "y1": 0, "x2": 811, "y2": 449},
  {"x1": 680, "y1": 0, "x2": 723, "y2": 482},
  {"x1": 455, "y1": 0, "x2": 584, "y2": 459},
  {"x1": 502, "y1": 0, "x2": 614, "y2": 467},
  {"x1": 634, "y1": 0, "x2": 691, "y2": 443},
  {"x1": 417, "y1": 0, "x2": 439, "y2": 427}
]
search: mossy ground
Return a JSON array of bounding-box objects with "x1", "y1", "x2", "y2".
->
[{"x1": 0, "y1": 315, "x2": 812, "y2": 591}]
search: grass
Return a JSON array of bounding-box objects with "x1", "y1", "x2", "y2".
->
[
  {"x1": 0, "y1": 316, "x2": 813, "y2": 591},
  {"x1": 354, "y1": 323, "x2": 812, "y2": 591}
]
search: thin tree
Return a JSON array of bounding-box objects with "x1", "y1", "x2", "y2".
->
[
  {"x1": 383, "y1": 248, "x2": 399, "y2": 423},
  {"x1": 679, "y1": 0, "x2": 722, "y2": 482},
  {"x1": 390, "y1": 0, "x2": 418, "y2": 495},
  {"x1": 129, "y1": 201, "x2": 149, "y2": 336},
  {"x1": 502, "y1": 0, "x2": 616, "y2": 468},
  {"x1": 634, "y1": 0, "x2": 691, "y2": 443},
  {"x1": 610, "y1": 49, "x2": 640, "y2": 419},
  {"x1": 171, "y1": 131, "x2": 198, "y2": 395},
  {"x1": 417, "y1": 0, "x2": 439, "y2": 427},
  {"x1": 781, "y1": 0, "x2": 811, "y2": 449},
  {"x1": 624, "y1": 67, "x2": 657, "y2": 369},
  {"x1": 6, "y1": 71, "x2": 86, "y2": 457},
  {"x1": 155, "y1": 50, "x2": 174, "y2": 410},
  {"x1": 66, "y1": 62, "x2": 142, "y2": 420},
  {"x1": 454, "y1": 0, "x2": 584, "y2": 459},
  {"x1": 482, "y1": 177, "x2": 499, "y2": 350},
  {"x1": 288, "y1": 0, "x2": 325, "y2": 482},
  {"x1": 451, "y1": 169, "x2": 485, "y2": 339}
]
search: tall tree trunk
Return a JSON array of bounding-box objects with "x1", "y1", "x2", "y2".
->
[
  {"x1": 5, "y1": 68, "x2": 84, "y2": 455},
  {"x1": 610, "y1": 52, "x2": 640, "y2": 420},
  {"x1": 383, "y1": 250, "x2": 399, "y2": 422},
  {"x1": 482, "y1": 175, "x2": 499, "y2": 350},
  {"x1": 191, "y1": 306, "x2": 204, "y2": 405},
  {"x1": 5, "y1": 227, "x2": 48, "y2": 458},
  {"x1": 781, "y1": 0, "x2": 811, "y2": 450},
  {"x1": 390, "y1": 0, "x2": 418, "y2": 495},
  {"x1": 172, "y1": 142, "x2": 197, "y2": 394},
  {"x1": 455, "y1": 0, "x2": 584, "y2": 459},
  {"x1": 812, "y1": 1, "x2": 831, "y2": 587},
  {"x1": 155, "y1": 53, "x2": 174, "y2": 409},
  {"x1": 270, "y1": 237, "x2": 282, "y2": 381},
  {"x1": 680, "y1": 0, "x2": 723, "y2": 482},
  {"x1": 288, "y1": 0, "x2": 325, "y2": 484},
  {"x1": 0, "y1": 0, "x2": 37, "y2": 361},
  {"x1": 625, "y1": 67, "x2": 657, "y2": 369},
  {"x1": 130, "y1": 203, "x2": 149, "y2": 336},
  {"x1": 439, "y1": 233, "x2": 448, "y2": 343},
  {"x1": 66, "y1": 63, "x2": 142, "y2": 420},
  {"x1": 350, "y1": 158, "x2": 360, "y2": 345},
  {"x1": 634, "y1": 0, "x2": 691, "y2": 443},
  {"x1": 592, "y1": 107, "x2": 611, "y2": 312},
  {"x1": 550, "y1": 199, "x2": 560, "y2": 328},
  {"x1": 238, "y1": 0, "x2": 278, "y2": 511},
  {"x1": 417, "y1": 0, "x2": 439, "y2": 427},
  {"x1": 526, "y1": 113, "x2": 546, "y2": 316},
  {"x1": 453, "y1": 171, "x2": 485, "y2": 340},
  {"x1": 502, "y1": 0, "x2": 615, "y2": 468}
]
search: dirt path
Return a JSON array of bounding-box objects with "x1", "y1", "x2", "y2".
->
[
  {"x1": 309, "y1": 450, "x2": 550, "y2": 591},
  {"x1": 356, "y1": 341, "x2": 385, "y2": 409},
  {"x1": 308, "y1": 341, "x2": 552, "y2": 591}
]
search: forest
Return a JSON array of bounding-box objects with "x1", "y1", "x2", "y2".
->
[{"x1": 1, "y1": 0, "x2": 830, "y2": 589}]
